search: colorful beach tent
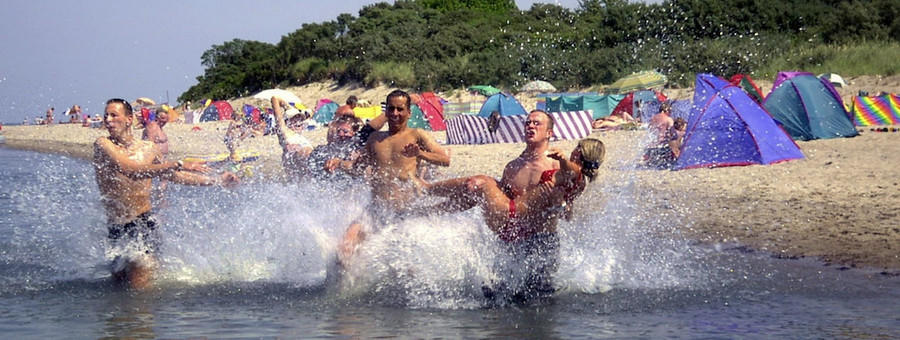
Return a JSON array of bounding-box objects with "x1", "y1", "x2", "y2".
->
[
  {"x1": 313, "y1": 98, "x2": 339, "y2": 124},
  {"x1": 763, "y1": 72, "x2": 858, "y2": 140},
  {"x1": 675, "y1": 74, "x2": 804, "y2": 170},
  {"x1": 413, "y1": 92, "x2": 447, "y2": 131},
  {"x1": 851, "y1": 93, "x2": 900, "y2": 126},
  {"x1": 407, "y1": 105, "x2": 432, "y2": 130},
  {"x1": 612, "y1": 90, "x2": 667, "y2": 122},
  {"x1": 729, "y1": 74, "x2": 765, "y2": 104},
  {"x1": 477, "y1": 92, "x2": 528, "y2": 118},
  {"x1": 242, "y1": 104, "x2": 261, "y2": 124},
  {"x1": 199, "y1": 100, "x2": 234, "y2": 122},
  {"x1": 544, "y1": 93, "x2": 625, "y2": 119}
]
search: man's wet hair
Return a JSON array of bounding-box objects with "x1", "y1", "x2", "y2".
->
[
  {"x1": 530, "y1": 109, "x2": 554, "y2": 131},
  {"x1": 386, "y1": 90, "x2": 411, "y2": 108},
  {"x1": 106, "y1": 98, "x2": 133, "y2": 116},
  {"x1": 347, "y1": 95, "x2": 358, "y2": 106}
]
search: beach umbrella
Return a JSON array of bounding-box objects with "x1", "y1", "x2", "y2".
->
[
  {"x1": 253, "y1": 89, "x2": 304, "y2": 106},
  {"x1": 606, "y1": 71, "x2": 668, "y2": 94},
  {"x1": 520, "y1": 80, "x2": 557, "y2": 93},
  {"x1": 467, "y1": 85, "x2": 502, "y2": 97},
  {"x1": 135, "y1": 97, "x2": 156, "y2": 106}
]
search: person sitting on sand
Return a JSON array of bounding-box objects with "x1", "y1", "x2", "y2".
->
[
  {"x1": 94, "y1": 98, "x2": 239, "y2": 290},
  {"x1": 336, "y1": 90, "x2": 450, "y2": 266},
  {"x1": 420, "y1": 138, "x2": 605, "y2": 302}
]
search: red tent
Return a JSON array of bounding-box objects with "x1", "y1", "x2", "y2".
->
[
  {"x1": 413, "y1": 92, "x2": 447, "y2": 131},
  {"x1": 729, "y1": 74, "x2": 765, "y2": 103},
  {"x1": 200, "y1": 100, "x2": 234, "y2": 122},
  {"x1": 611, "y1": 90, "x2": 667, "y2": 120}
]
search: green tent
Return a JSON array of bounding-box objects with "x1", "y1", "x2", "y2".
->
[
  {"x1": 545, "y1": 94, "x2": 624, "y2": 119},
  {"x1": 407, "y1": 104, "x2": 432, "y2": 131}
]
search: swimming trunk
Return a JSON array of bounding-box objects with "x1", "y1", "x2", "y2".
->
[
  {"x1": 483, "y1": 232, "x2": 560, "y2": 304},
  {"x1": 107, "y1": 212, "x2": 161, "y2": 255}
]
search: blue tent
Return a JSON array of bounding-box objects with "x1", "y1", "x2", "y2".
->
[
  {"x1": 544, "y1": 94, "x2": 624, "y2": 119},
  {"x1": 763, "y1": 72, "x2": 858, "y2": 141},
  {"x1": 314, "y1": 101, "x2": 339, "y2": 124},
  {"x1": 477, "y1": 92, "x2": 528, "y2": 117},
  {"x1": 675, "y1": 74, "x2": 805, "y2": 170}
]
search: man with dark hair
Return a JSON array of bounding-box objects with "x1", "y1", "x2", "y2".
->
[
  {"x1": 336, "y1": 90, "x2": 450, "y2": 265},
  {"x1": 94, "y1": 98, "x2": 239, "y2": 289},
  {"x1": 335, "y1": 95, "x2": 358, "y2": 117}
]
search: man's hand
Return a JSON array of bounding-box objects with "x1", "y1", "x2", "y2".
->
[
  {"x1": 182, "y1": 161, "x2": 211, "y2": 173},
  {"x1": 324, "y1": 158, "x2": 343, "y2": 172},
  {"x1": 546, "y1": 148, "x2": 566, "y2": 161},
  {"x1": 402, "y1": 143, "x2": 421, "y2": 158}
]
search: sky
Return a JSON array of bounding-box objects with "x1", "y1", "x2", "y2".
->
[{"x1": 0, "y1": 0, "x2": 589, "y2": 124}]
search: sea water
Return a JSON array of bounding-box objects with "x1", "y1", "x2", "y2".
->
[{"x1": 0, "y1": 146, "x2": 898, "y2": 338}]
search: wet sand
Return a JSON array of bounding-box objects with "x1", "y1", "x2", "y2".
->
[{"x1": 3, "y1": 121, "x2": 898, "y2": 274}]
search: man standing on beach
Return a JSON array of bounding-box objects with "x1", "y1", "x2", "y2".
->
[
  {"x1": 336, "y1": 90, "x2": 450, "y2": 265},
  {"x1": 94, "y1": 98, "x2": 239, "y2": 289}
]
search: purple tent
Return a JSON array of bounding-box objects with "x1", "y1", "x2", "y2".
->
[{"x1": 675, "y1": 74, "x2": 805, "y2": 170}]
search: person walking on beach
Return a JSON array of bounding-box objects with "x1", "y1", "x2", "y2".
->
[
  {"x1": 336, "y1": 90, "x2": 450, "y2": 265},
  {"x1": 94, "y1": 98, "x2": 239, "y2": 290},
  {"x1": 45, "y1": 107, "x2": 55, "y2": 125}
]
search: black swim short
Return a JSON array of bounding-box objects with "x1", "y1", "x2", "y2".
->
[{"x1": 107, "y1": 212, "x2": 161, "y2": 254}]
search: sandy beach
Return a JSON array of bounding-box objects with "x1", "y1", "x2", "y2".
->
[
  {"x1": 3, "y1": 75, "x2": 899, "y2": 274},
  {"x1": 4, "y1": 117, "x2": 899, "y2": 275}
]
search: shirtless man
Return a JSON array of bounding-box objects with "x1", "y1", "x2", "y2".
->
[
  {"x1": 334, "y1": 95, "x2": 358, "y2": 117},
  {"x1": 422, "y1": 110, "x2": 563, "y2": 302},
  {"x1": 337, "y1": 90, "x2": 450, "y2": 264},
  {"x1": 648, "y1": 101, "x2": 674, "y2": 143},
  {"x1": 94, "y1": 98, "x2": 238, "y2": 290}
]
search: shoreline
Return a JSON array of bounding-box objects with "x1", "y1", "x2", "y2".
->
[{"x1": 2, "y1": 123, "x2": 899, "y2": 275}]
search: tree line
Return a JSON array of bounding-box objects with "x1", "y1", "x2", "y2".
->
[{"x1": 179, "y1": 0, "x2": 900, "y2": 104}]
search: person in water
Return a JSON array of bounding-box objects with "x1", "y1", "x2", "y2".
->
[
  {"x1": 94, "y1": 98, "x2": 239, "y2": 290},
  {"x1": 422, "y1": 138, "x2": 605, "y2": 303},
  {"x1": 335, "y1": 90, "x2": 450, "y2": 266}
]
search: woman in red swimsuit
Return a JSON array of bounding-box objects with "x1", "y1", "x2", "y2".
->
[{"x1": 423, "y1": 138, "x2": 605, "y2": 242}]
